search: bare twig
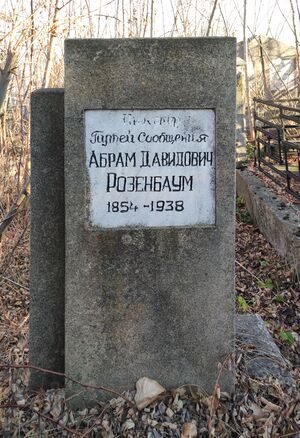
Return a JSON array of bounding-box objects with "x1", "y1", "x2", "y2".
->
[
  {"x1": 42, "y1": 0, "x2": 60, "y2": 88},
  {"x1": 35, "y1": 411, "x2": 84, "y2": 436},
  {"x1": 235, "y1": 260, "x2": 263, "y2": 283},
  {"x1": 0, "y1": 275, "x2": 29, "y2": 291},
  {"x1": 0, "y1": 403, "x2": 84, "y2": 436},
  {"x1": 0, "y1": 363, "x2": 134, "y2": 405},
  {"x1": 0, "y1": 177, "x2": 30, "y2": 240},
  {"x1": 1, "y1": 220, "x2": 28, "y2": 273}
]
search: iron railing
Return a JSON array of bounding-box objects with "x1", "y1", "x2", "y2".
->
[{"x1": 253, "y1": 98, "x2": 300, "y2": 200}]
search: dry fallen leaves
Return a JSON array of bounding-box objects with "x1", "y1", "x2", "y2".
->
[
  {"x1": 181, "y1": 420, "x2": 198, "y2": 438},
  {"x1": 134, "y1": 377, "x2": 165, "y2": 410}
]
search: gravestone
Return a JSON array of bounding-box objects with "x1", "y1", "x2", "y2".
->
[{"x1": 64, "y1": 38, "x2": 236, "y2": 406}]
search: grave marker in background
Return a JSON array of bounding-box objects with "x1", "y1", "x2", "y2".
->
[{"x1": 64, "y1": 37, "x2": 236, "y2": 406}]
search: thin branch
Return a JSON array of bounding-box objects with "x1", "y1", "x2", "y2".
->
[
  {"x1": 42, "y1": 0, "x2": 60, "y2": 88},
  {"x1": 0, "y1": 275, "x2": 29, "y2": 291},
  {"x1": 0, "y1": 176, "x2": 30, "y2": 240},
  {"x1": 150, "y1": 0, "x2": 154, "y2": 37},
  {"x1": 235, "y1": 260, "x2": 263, "y2": 283},
  {"x1": 0, "y1": 363, "x2": 135, "y2": 405},
  {"x1": 1, "y1": 220, "x2": 28, "y2": 273},
  {"x1": 36, "y1": 411, "x2": 84, "y2": 436},
  {"x1": 219, "y1": 4, "x2": 229, "y2": 36},
  {"x1": 0, "y1": 403, "x2": 83, "y2": 436},
  {"x1": 206, "y1": 0, "x2": 218, "y2": 36}
]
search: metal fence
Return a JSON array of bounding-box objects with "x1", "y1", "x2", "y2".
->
[{"x1": 253, "y1": 97, "x2": 300, "y2": 200}]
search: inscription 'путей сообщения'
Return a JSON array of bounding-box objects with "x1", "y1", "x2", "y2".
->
[{"x1": 85, "y1": 109, "x2": 215, "y2": 228}]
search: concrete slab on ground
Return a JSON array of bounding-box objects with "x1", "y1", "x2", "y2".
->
[
  {"x1": 236, "y1": 169, "x2": 300, "y2": 275},
  {"x1": 236, "y1": 314, "x2": 295, "y2": 387}
]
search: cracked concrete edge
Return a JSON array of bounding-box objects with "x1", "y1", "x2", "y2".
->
[
  {"x1": 236, "y1": 169, "x2": 300, "y2": 275},
  {"x1": 236, "y1": 314, "x2": 295, "y2": 387}
]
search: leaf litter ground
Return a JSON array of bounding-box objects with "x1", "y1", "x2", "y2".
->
[{"x1": 0, "y1": 202, "x2": 299, "y2": 437}]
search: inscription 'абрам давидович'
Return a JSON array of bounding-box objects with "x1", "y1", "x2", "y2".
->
[{"x1": 85, "y1": 109, "x2": 215, "y2": 228}]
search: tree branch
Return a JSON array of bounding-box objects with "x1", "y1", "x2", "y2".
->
[{"x1": 0, "y1": 363, "x2": 134, "y2": 405}]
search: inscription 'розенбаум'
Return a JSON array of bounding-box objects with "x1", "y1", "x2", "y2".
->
[{"x1": 85, "y1": 109, "x2": 215, "y2": 228}]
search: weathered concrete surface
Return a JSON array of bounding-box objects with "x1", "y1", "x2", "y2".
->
[
  {"x1": 65, "y1": 38, "x2": 236, "y2": 406},
  {"x1": 236, "y1": 314, "x2": 295, "y2": 387},
  {"x1": 236, "y1": 169, "x2": 300, "y2": 274},
  {"x1": 29, "y1": 89, "x2": 65, "y2": 390}
]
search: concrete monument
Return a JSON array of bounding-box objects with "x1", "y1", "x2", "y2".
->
[{"x1": 64, "y1": 38, "x2": 236, "y2": 406}]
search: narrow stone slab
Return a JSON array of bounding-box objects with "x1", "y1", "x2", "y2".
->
[
  {"x1": 236, "y1": 314, "x2": 295, "y2": 387},
  {"x1": 65, "y1": 38, "x2": 236, "y2": 406},
  {"x1": 29, "y1": 89, "x2": 65, "y2": 390},
  {"x1": 236, "y1": 169, "x2": 300, "y2": 275}
]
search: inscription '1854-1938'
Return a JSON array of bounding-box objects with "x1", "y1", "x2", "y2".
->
[{"x1": 85, "y1": 109, "x2": 215, "y2": 228}]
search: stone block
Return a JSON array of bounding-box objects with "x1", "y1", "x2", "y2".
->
[
  {"x1": 29, "y1": 89, "x2": 65, "y2": 390},
  {"x1": 236, "y1": 169, "x2": 300, "y2": 275},
  {"x1": 236, "y1": 314, "x2": 295, "y2": 387}
]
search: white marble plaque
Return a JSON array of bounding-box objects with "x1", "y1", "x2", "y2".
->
[{"x1": 85, "y1": 109, "x2": 215, "y2": 228}]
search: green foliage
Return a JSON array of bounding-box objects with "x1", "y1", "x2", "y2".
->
[
  {"x1": 260, "y1": 260, "x2": 269, "y2": 268},
  {"x1": 236, "y1": 196, "x2": 245, "y2": 208},
  {"x1": 237, "y1": 295, "x2": 256, "y2": 312},
  {"x1": 257, "y1": 278, "x2": 274, "y2": 290},
  {"x1": 274, "y1": 294, "x2": 285, "y2": 303},
  {"x1": 237, "y1": 295, "x2": 249, "y2": 312},
  {"x1": 279, "y1": 330, "x2": 295, "y2": 345},
  {"x1": 240, "y1": 210, "x2": 251, "y2": 223},
  {"x1": 246, "y1": 143, "x2": 255, "y2": 159},
  {"x1": 236, "y1": 196, "x2": 252, "y2": 224}
]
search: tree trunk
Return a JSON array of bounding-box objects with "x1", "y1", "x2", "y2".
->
[
  {"x1": 206, "y1": 0, "x2": 218, "y2": 36},
  {"x1": 0, "y1": 50, "x2": 17, "y2": 117},
  {"x1": 258, "y1": 37, "x2": 271, "y2": 99},
  {"x1": 290, "y1": 0, "x2": 300, "y2": 96},
  {"x1": 243, "y1": 0, "x2": 254, "y2": 141},
  {"x1": 42, "y1": 0, "x2": 60, "y2": 88}
]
